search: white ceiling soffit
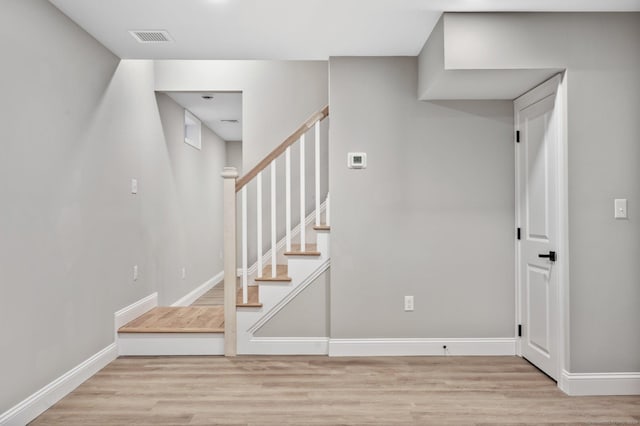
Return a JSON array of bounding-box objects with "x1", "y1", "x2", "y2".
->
[
  {"x1": 166, "y1": 92, "x2": 242, "y2": 142},
  {"x1": 49, "y1": 0, "x2": 640, "y2": 60}
]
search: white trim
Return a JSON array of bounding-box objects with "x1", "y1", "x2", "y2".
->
[
  {"x1": 560, "y1": 370, "x2": 640, "y2": 396},
  {"x1": 249, "y1": 258, "x2": 330, "y2": 334},
  {"x1": 0, "y1": 344, "x2": 117, "y2": 426},
  {"x1": 238, "y1": 199, "x2": 327, "y2": 277},
  {"x1": 117, "y1": 333, "x2": 224, "y2": 356},
  {"x1": 114, "y1": 292, "x2": 158, "y2": 338},
  {"x1": 328, "y1": 338, "x2": 516, "y2": 357},
  {"x1": 171, "y1": 271, "x2": 223, "y2": 307},
  {"x1": 557, "y1": 72, "x2": 571, "y2": 377},
  {"x1": 244, "y1": 337, "x2": 329, "y2": 355}
]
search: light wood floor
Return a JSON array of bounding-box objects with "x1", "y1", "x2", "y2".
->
[
  {"x1": 31, "y1": 356, "x2": 640, "y2": 425},
  {"x1": 118, "y1": 306, "x2": 224, "y2": 333},
  {"x1": 191, "y1": 281, "x2": 262, "y2": 308},
  {"x1": 118, "y1": 280, "x2": 263, "y2": 333},
  {"x1": 191, "y1": 282, "x2": 224, "y2": 306}
]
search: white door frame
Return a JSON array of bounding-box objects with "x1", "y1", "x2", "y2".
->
[{"x1": 514, "y1": 72, "x2": 570, "y2": 390}]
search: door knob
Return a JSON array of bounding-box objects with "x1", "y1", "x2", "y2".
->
[{"x1": 538, "y1": 251, "x2": 557, "y2": 262}]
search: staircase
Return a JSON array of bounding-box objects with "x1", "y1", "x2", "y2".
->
[
  {"x1": 222, "y1": 105, "x2": 331, "y2": 356},
  {"x1": 117, "y1": 106, "x2": 330, "y2": 356}
]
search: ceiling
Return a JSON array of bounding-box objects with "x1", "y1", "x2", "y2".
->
[
  {"x1": 49, "y1": 0, "x2": 640, "y2": 60},
  {"x1": 166, "y1": 92, "x2": 242, "y2": 141}
]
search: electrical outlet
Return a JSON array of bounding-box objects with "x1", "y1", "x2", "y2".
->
[
  {"x1": 404, "y1": 296, "x2": 414, "y2": 312},
  {"x1": 133, "y1": 265, "x2": 138, "y2": 281},
  {"x1": 131, "y1": 178, "x2": 138, "y2": 194},
  {"x1": 181, "y1": 267, "x2": 186, "y2": 280}
]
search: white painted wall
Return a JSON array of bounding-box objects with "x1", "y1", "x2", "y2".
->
[
  {"x1": 329, "y1": 57, "x2": 515, "y2": 339},
  {"x1": 0, "y1": 0, "x2": 225, "y2": 412}
]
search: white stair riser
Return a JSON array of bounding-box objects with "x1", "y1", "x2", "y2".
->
[{"x1": 118, "y1": 333, "x2": 224, "y2": 356}]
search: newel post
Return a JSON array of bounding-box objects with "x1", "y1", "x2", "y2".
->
[{"x1": 222, "y1": 167, "x2": 238, "y2": 356}]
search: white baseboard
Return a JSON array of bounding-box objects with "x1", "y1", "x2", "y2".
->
[
  {"x1": 0, "y1": 343, "x2": 117, "y2": 426},
  {"x1": 328, "y1": 338, "x2": 516, "y2": 357},
  {"x1": 114, "y1": 292, "x2": 158, "y2": 335},
  {"x1": 244, "y1": 337, "x2": 329, "y2": 355},
  {"x1": 171, "y1": 271, "x2": 223, "y2": 307},
  {"x1": 560, "y1": 370, "x2": 640, "y2": 396},
  {"x1": 118, "y1": 333, "x2": 224, "y2": 356}
]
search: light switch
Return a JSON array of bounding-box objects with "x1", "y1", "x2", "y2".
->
[
  {"x1": 131, "y1": 178, "x2": 138, "y2": 194},
  {"x1": 614, "y1": 198, "x2": 628, "y2": 219}
]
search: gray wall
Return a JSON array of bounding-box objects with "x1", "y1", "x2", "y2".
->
[
  {"x1": 154, "y1": 61, "x2": 330, "y2": 267},
  {"x1": 436, "y1": 12, "x2": 640, "y2": 373},
  {"x1": 0, "y1": 0, "x2": 224, "y2": 412},
  {"x1": 329, "y1": 57, "x2": 515, "y2": 339},
  {"x1": 156, "y1": 93, "x2": 226, "y2": 296},
  {"x1": 225, "y1": 141, "x2": 243, "y2": 173},
  {"x1": 255, "y1": 268, "x2": 329, "y2": 337}
]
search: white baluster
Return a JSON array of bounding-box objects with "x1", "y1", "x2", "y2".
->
[
  {"x1": 256, "y1": 172, "x2": 263, "y2": 278},
  {"x1": 326, "y1": 192, "x2": 330, "y2": 226},
  {"x1": 300, "y1": 135, "x2": 306, "y2": 252},
  {"x1": 271, "y1": 160, "x2": 277, "y2": 278},
  {"x1": 315, "y1": 121, "x2": 321, "y2": 227},
  {"x1": 285, "y1": 147, "x2": 291, "y2": 252},
  {"x1": 241, "y1": 186, "x2": 248, "y2": 304}
]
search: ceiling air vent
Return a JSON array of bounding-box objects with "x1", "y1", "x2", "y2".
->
[
  {"x1": 221, "y1": 119, "x2": 239, "y2": 123},
  {"x1": 129, "y1": 30, "x2": 173, "y2": 43}
]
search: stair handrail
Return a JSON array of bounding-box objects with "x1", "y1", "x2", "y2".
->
[
  {"x1": 222, "y1": 104, "x2": 330, "y2": 357},
  {"x1": 235, "y1": 105, "x2": 329, "y2": 192}
]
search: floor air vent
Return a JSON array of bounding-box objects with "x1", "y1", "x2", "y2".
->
[{"x1": 129, "y1": 30, "x2": 173, "y2": 43}]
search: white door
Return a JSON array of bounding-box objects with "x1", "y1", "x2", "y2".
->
[{"x1": 515, "y1": 75, "x2": 562, "y2": 380}]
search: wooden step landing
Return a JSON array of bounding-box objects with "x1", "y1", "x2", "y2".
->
[
  {"x1": 236, "y1": 285, "x2": 262, "y2": 307},
  {"x1": 313, "y1": 224, "x2": 331, "y2": 231},
  {"x1": 118, "y1": 306, "x2": 224, "y2": 333},
  {"x1": 255, "y1": 264, "x2": 291, "y2": 282},
  {"x1": 285, "y1": 243, "x2": 321, "y2": 256}
]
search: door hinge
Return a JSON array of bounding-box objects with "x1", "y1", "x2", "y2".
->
[
  {"x1": 516, "y1": 130, "x2": 520, "y2": 143},
  {"x1": 517, "y1": 227, "x2": 521, "y2": 240},
  {"x1": 518, "y1": 324, "x2": 522, "y2": 337}
]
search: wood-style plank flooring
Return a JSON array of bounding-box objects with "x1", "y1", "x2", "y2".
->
[
  {"x1": 117, "y1": 307, "x2": 224, "y2": 333},
  {"x1": 191, "y1": 281, "x2": 262, "y2": 308},
  {"x1": 31, "y1": 356, "x2": 640, "y2": 425},
  {"x1": 191, "y1": 282, "x2": 224, "y2": 306}
]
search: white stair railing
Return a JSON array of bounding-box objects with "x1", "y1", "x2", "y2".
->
[
  {"x1": 270, "y1": 160, "x2": 277, "y2": 277},
  {"x1": 256, "y1": 172, "x2": 263, "y2": 279},
  {"x1": 223, "y1": 106, "x2": 329, "y2": 356},
  {"x1": 299, "y1": 134, "x2": 306, "y2": 252},
  {"x1": 315, "y1": 121, "x2": 321, "y2": 227}
]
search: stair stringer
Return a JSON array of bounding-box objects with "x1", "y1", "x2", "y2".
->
[{"x1": 236, "y1": 232, "x2": 330, "y2": 355}]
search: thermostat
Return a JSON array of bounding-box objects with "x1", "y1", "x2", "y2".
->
[{"x1": 347, "y1": 152, "x2": 367, "y2": 169}]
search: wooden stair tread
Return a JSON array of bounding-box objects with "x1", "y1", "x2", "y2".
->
[
  {"x1": 255, "y1": 264, "x2": 292, "y2": 282},
  {"x1": 236, "y1": 285, "x2": 262, "y2": 307},
  {"x1": 313, "y1": 224, "x2": 331, "y2": 231},
  {"x1": 285, "y1": 243, "x2": 321, "y2": 256},
  {"x1": 118, "y1": 307, "x2": 224, "y2": 333}
]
